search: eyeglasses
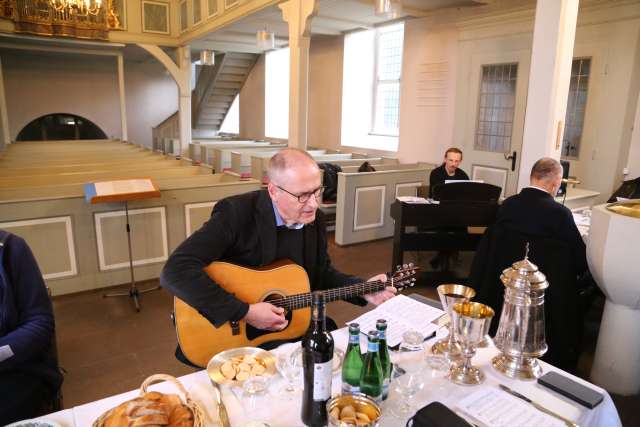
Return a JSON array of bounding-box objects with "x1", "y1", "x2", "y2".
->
[{"x1": 276, "y1": 185, "x2": 325, "y2": 203}]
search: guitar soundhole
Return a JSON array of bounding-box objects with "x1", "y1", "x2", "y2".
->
[{"x1": 245, "y1": 293, "x2": 292, "y2": 341}]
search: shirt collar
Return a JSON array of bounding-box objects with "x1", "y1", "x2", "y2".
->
[
  {"x1": 272, "y1": 200, "x2": 304, "y2": 230},
  {"x1": 527, "y1": 185, "x2": 551, "y2": 195}
]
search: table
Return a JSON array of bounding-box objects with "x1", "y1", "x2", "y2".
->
[{"x1": 34, "y1": 324, "x2": 619, "y2": 427}]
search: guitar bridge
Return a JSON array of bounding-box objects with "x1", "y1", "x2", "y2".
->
[{"x1": 230, "y1": 320, "x2": 240, "y2": 336}]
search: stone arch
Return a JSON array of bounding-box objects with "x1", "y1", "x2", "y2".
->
[{"x1": 16, "y1": 113, "x2": 108, "y2": 141}]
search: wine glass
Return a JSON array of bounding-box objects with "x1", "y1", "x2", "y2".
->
[
  {"x1": 275, "y1": 346, "x2": 303, "y2": 398},
  {"x1": 390, "y1": 361, "x2": 426, "y2": 418},
  {"x1": 424, "y1": 354, "x2": 450, "y2": 397}
]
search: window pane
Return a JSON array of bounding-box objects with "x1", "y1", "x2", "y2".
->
[
  {"x1": 474, "y1": 63, "x2": 518, "y2": 152},
  {"x1": 562, "y1": 58, "x2": 591, "y2": 158},
  {"x1": 194, "y1": 0, "x2": 201, "y2": 24},
  {"x1": 373, "y1": 82, "x2": 400, "y2": 133},
  {"x1": 377, "y1": 24, "x2": 404, "y2": 80},
  {"x1": 265, "y1": 48, "x2": 290, "y2": 139}
]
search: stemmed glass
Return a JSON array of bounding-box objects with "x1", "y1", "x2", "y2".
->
[
  {"x1": 276, "y1": 346, "x2": 303, "y2": 398},
  {"x1": 390, "y1": 361, "x2": 426, "y2": 418}
]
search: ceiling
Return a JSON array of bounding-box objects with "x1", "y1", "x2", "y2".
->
[{"x1": 191, "y1": 0, "x2": 492, "y2": 54}]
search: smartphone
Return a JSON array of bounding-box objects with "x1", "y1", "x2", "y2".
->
[{"x1": 538, "y1": 371, "x2": 604, "y2": 409}]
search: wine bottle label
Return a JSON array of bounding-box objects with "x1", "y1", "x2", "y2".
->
[
  {"x1": 313, "y1": 360, "x2": 333, "y2": 401},
  {"x1": 367, "y1": 342, "x2": 379, "y2": 352},
  {"x1": 349, "y1": 334, "x2": 359, "y2": 344}
]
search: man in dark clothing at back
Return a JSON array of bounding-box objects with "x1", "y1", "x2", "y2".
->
[
  {"x1": 0, "y1": 230, "x2": 63, "y2": 425},
  {"x1": 496, "y1": 157, "x2": 587, "y2": 275},
  {"x1": 429, "y1": 147, "x2": 470, "y2": 198}
]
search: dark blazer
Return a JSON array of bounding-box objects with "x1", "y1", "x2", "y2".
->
[
  {"x1": 496, "y1": 187, "x2": 587, "y2": 275},
  {"x1": 469, "y1": 225, "x2": 583, "y2": 372},
  {"x1": 0, "y1": 230, "x2": 62, "y2": 392},
  {"x1": 160, "y1": 190, "x2": 363, "y2": 329}
]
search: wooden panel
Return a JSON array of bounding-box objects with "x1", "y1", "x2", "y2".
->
[
  {"x1": 0, "y1": 216, "x2": 77, "y2": 280},
  {"x1": 185, "y1": 201, "x2": 216, "y2": 236},
  {"x1": 354, "y1": 186, "x2": 385, "y2": 231},
  {"x1": 95, "y1": 207, "x2": 168, "y2": 271}
]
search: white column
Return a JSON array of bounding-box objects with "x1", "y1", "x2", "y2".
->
[
  {"x1": 117, "y1": 54, "x2": 128, "y2": 142},
  {"x1": 177, "y1": 46, "x2": 192, "y2": 157},
  {"x1": 517, "y1": 0, "x2": 579, "y2": 190},
  {"x1": 279, "y1": 0, "x2": 317, "y2": 150},
  {"x1": 0, "y1": 57, "x2": 11, "y2": 146}
]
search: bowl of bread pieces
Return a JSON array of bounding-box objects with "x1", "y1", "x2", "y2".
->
[
  {"x1": 207, "y1": 347, "x2": 276, "y2": 386},
  {"x1": 92, "y1": 374, "x2": 204, "y2": 427}
]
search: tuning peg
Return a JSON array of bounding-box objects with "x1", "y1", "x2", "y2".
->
[
  {"x1": 396, "y1": 265, "x2": 401, "y2": 270},
  {"x1": 408, "y1": 263, "x2": 414, "y2": 267},
  {"x1": 403, "y1": 264, "x2": 408, "y2": 269}
]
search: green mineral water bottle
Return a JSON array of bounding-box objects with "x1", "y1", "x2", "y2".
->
[
  {"x1": 342, "y1": 323, "x2": 364, "y2": 394},
  {"x1": 359, "y1": 330, "x2": 383, "y2": 403},
  {"x1": 376, "y1": 319, "x2": 392, "y2": 400}
]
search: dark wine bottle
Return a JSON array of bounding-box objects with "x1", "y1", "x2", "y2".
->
[{"x1": 301, "y1": 291, "x2": 334, "y2": 427}]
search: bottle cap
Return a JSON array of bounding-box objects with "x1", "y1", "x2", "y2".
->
[
  {"x1": 376, "y1": 319, "x2": 387, "y2": 330},
  {"x1": 368, "y1": 330, "x2": 379, "y2": 341},
  {"x1": 348, "y1": 323, "x2": 360, "y2": 333}
]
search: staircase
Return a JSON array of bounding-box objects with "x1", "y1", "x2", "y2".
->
[{"x1": 192, "y1": 52, "x2": 259, "y2": 131}]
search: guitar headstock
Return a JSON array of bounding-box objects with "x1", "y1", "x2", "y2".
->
[{"x1": 390, "y1": 263, "x2": 419, "y2": 292}]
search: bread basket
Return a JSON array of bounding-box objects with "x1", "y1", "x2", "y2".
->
[{"x1": 92, "y1": 374, "x2": 205, "y2": 427}]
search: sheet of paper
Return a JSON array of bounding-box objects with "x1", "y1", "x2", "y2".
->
[
  {"x1": 396, "y1": 196, "x2": 430, "y2": 204},
  {"x1": 94, "y1": 179, "x2": 154, "y2": 197},
  {"x1": 457, "y1": 388, "x2": 567, "y2": 427},
  {"x1": 0, "y1": 345, "x2": 14, "y2": 362},
  {"x1": 347, "y1": 295, "x2": 443, "y2": 347}
]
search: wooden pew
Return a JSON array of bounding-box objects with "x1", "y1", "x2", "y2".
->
[
  {"x1": 334, "y1": 165, "x2": 436, "y2": 245},
  {"x1": 212, "y1": 144, "x2": 287, "y2": 173}
]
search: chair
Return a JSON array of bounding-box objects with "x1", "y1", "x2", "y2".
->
[{"x1": 468, "y1": 225, "x2": 583, "y2": 373}]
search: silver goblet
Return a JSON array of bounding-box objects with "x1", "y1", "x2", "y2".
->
[
  {"x1": 431, "y1": 284, "x2": 476, "y2": 359},
  {"x1": 449, "y1": 301, "x2": 494, "y2": 385}
]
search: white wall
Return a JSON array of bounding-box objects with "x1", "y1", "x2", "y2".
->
[
  {"x1": 627, "y1": 94, "x2": 640, "y2": 179},
  {"x1": 1, "y1": 50, "x2": 178, "y2": 148}
]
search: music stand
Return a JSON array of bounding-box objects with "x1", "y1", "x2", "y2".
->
[{"x1": 84, "y1": 178, "x2": 162, "y2": 311}]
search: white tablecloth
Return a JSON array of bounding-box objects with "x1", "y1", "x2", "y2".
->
[{"x1": 37, "y1": 326, "x2": 620, "y2": 427}]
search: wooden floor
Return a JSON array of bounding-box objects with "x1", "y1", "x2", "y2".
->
[{"x1": 51, "y1": 235, "x2": 639, "y2": 426}]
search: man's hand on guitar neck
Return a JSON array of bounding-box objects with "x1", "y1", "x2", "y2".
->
[
  {"x1": 244, "y1": 302, "x2": 289, "y2": 331},
  {"x1": 363, "y1": 274, "x2": 398, "y2": 306}
]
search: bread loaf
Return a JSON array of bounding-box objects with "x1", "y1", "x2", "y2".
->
[{"x1": 102, "y1": 392, "x2": 194, "y2": 427}]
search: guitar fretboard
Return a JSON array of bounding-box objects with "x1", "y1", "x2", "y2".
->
[{"x1": 267, "y1": 279, "x2": 390, "y2": 310}]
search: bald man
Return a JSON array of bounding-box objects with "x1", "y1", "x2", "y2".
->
[
  {"x1": 161, "y1": 149, "x2": 395, "y2": 352},
  {"x1": 496, "y1": 157, "x2": 587, "y2": 274}
]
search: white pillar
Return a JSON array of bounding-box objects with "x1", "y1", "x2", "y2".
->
[
  {"x1": 279, "y1": 0, "x2": 317, "y2": 150},
  {"x1": 517, "y1": 0, "x2": 579, "y2": 190},
  {"x1": 177, "y1": 46, "x2": 192, "y2": 157},
  {"x1": 117, "y1": 54, "x2": 128, "y2": 142},
  {"x1": 0, "y1": 57, "x2": 11, "y2": 146}
]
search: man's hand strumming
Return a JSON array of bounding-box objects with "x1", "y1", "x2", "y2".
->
[{"x1": 244, "y1": 302, "x2": 289, "y2": 331}]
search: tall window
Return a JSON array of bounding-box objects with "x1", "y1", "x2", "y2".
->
[
  {"x1": 341, "y1": 23, "x2": 404, "y2": 151},
  {"x1": 372, "y1": 24, "x2": 404, "y2": 136},
  {"x1": 475, "y1": 63, "x2": 518, "y2": 153},
  {"x1": 265, "y1": 47, "x2": 290, "y2": 139},
  {"x1": 562, "y1": 58, "x2": 591, "y2": 158}
]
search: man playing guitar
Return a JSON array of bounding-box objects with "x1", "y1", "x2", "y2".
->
[{"x1": 161, "y1": 148, "x2": 397, "y2": 364}]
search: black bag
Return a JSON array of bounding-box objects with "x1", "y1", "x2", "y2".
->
[
  {"x1": 607, "y1": 177, "x2": 640, "y2": 203},
  {"x1": 318, "y1": 163, "x2": 342, "y2": 202},
  {"x1": 406, "y1": 402, "x2": 473, "y2": 427}
]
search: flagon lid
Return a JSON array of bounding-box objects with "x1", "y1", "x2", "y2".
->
[{"x1": 499, "y1": 243, "x2": 548, "y2": 291}]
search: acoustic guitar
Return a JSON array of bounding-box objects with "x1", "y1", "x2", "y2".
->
[{"x1": 174, "y1": 260, "x2": 418, "y2": 367}]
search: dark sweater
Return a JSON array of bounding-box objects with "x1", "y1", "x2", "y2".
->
[
  {"x1": 0, "y1": 230, "x2": 62, "y2": 392},
  {"x1": 429, "y1": 164, "x2": 470, "y2": 197}
]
